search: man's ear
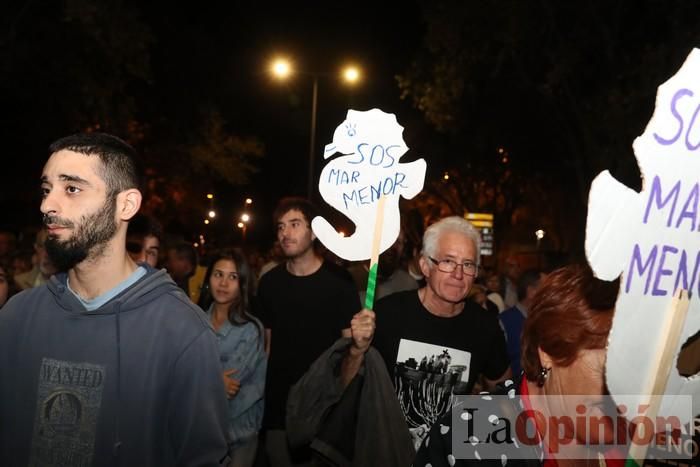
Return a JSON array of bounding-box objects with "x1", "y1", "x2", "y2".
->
[
  {"x1": 116, "y1": 189, "x2": 142, "y2": 221},
  {"x1": 419, "y1": 255, "x2": 431, "y2": 278}
]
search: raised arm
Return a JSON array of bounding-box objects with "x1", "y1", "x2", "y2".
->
[{"x1": 339, "y1": 308, "x2": 375, "y2": 388}]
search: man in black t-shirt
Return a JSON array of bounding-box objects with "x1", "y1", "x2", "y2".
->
[
  {"x1": 256, "y1": 197, "x2": 371, "y2": 467},
  {"x1": 371, "y1": 216, "x2": 512, "y2": 450}
]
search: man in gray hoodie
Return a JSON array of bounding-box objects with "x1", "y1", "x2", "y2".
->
[{"x1": 0, "y1": 133, "x2": 230, "y2": 466}]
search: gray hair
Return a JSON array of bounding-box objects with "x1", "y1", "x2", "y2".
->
[{"x1": 421, "y1": 216, "x2": 481, "y2": 265}]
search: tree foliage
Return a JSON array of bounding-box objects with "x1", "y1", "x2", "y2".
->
[
  {"x1": 1, "y1": 0, "x2": 153, "y2": 136},
  {"x1": 0, "y1": 2, "x2": 265, "y2": 232},
  {"x1": 398, "y1": 0, "x2": 700, "y2": 258},
  {"x1": 188, "y1": 111, "x2": 264, "y2": 186}
]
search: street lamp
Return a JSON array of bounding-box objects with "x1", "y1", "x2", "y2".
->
[
  {"x1": 270, "y1": 57, "x2": 292, "y2": 79},
  {"x1": 238, "y1": 212, "x2": 251, "y2": 241},
  {"x1": 535, "y1": 229, "x2": 545, "y2": 243},
  {"x1": 535, "y1": 229, "x2": 545, "y2": 269},
  {"x1": 269, "y1": 56, "x2": 362, "y2": 198},
  {"x1": 342, "y1": 66, "x2": 360, "y2": 83}
]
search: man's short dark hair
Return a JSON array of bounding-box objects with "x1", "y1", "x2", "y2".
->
[
  {"x1": 517, "y1": 269, "x2": 542, "y2": 301},
  {"x1": 48, "y1": 133, "x2": 141, "y2": 198},
  {"x1": 126, "y1": 214, "x2": 162, "y2": 254},
  {"x1": 168, "y1": 241, "x2": 197, "y2": 268},
  {"x1": 272, "y1": 197, "x2": 318, "y2": 226}
]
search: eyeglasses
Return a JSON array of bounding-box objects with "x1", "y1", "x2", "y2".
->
[{"x1": 428, "y1": 257, "x2": 479, "y2": 276}]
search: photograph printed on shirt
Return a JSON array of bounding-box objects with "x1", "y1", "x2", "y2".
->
[{"x1": 394, "y1": 338, "x2": 472, "y2": 450}]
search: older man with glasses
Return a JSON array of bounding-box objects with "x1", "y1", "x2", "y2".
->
[{"x1": 371, "y1": 215, "x2": 512, "y2": 451}]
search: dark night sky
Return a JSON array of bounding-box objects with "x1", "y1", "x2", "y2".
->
[
  {"x1": 3, "y1": 1, "x2": 700, "y2": 250},
  {"x1": 144, "y1": 2, "x2": 432, "y2": 243},
  {"x1": 1, "y1": 1, "x2": 432, "y2": 244}
]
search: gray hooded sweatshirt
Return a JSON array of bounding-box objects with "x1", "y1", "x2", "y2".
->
[{"x1": 0, "y1": 266, "x2": 230, "y2": 466}]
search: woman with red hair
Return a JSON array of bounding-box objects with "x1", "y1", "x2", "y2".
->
[{"x1": 414, "y1": 264, "x2": 621, "y2": 467}]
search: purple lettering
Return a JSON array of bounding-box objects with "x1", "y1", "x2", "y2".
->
[
  {"x1": 686, "y1": 103, "x2": 700, "y2": 151},
  {"x1": 643, "y1": 176, "x2": 681, "y2": 226},
  {"x1": 654, "y1": 88, "x2": 693, "y2": 146},
  {"x1": 675, "y1": 183, "x2": 699, "y2": 231},
  {"x1": 626, "y1": 244, "x2": 658, "y2": 294},
  {"x1": 674, "y1": 249, "x2": 700, "y2": 297},
  {"x1": 652, "y1": 245, "x2": 678, "y2": 296}
]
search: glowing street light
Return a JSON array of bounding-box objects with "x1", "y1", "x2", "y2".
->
[
  {"x1": 206, "y1": 193, "x2": 214, "y2": 200},
  {"x1": 535, "y1": 229, "x2": 546, "y2": 269},
  {"x1": 269, "y1": 56, "x2": 363, "y2": 198},
  {"x1": 342, "y1": 66, "x2": 360, "y2": 83},
  {"x1": 245, "y1": 198, "x2": 253, "y2": 205},
  {"x1": 237, "y1": 222, "x2": 245, "y2": 229},
  {"x1": 208, "y1": 210, "x2": 216, "y2": 219},
  {"x1": 241, "y1": 213, "x2": 250, "y2": 223},
  {"x1": 270, "y1": 57, "x2": 292, "y2": 79}
]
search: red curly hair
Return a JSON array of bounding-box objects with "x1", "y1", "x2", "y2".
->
[{"x1": 521, "y1": 264, "x2": 619, "y2": 380}]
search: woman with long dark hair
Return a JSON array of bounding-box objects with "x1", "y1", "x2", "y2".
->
[{"x1": 199, "y1": 249, "x2": 266, "y2": 467}]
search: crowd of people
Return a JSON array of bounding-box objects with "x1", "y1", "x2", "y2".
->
[{"x1": 0, "y1": 132, "x2": 694, "y2": 467}]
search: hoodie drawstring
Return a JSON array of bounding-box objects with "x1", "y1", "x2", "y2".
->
[{"x1": 113, "y1": 302, "x2": 123, "y2": 462}]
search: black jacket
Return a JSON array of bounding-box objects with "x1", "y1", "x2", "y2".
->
[{"x1": 286, "y1": 338, "x2": 415, "y2": 467}]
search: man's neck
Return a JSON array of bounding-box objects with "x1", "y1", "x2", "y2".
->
[
  {"x1": 68, "y1": 241, "x2": 138, "y2": 300},
  {"x1": 517, "y1": 300, "x2": 530, "y2": 316},
  {"x1": 286, "y1": 249, "x2": 323, "y2": 277},
  {"x1": 418, "y1": 287, "x2": 465, "y2": 317}
]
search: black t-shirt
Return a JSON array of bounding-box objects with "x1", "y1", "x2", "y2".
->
[
  {"x1": 372, "y1": 289, "x2": 510, "y2": 449},
  {"x1": 256, "y1": 260, "x2": 361, "y2": 429}
]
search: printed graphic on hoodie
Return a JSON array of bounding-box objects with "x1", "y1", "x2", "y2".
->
[
  {"x1": 393, "y1": 338, "x2": 471, "y2": 450},
  {"x1": 29, "y1": 358, "x2": 105, "y2": 467}
]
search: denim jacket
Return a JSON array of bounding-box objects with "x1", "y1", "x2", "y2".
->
[{"x1": 207, "y1": 307, "x2": 267, "y2": 444}]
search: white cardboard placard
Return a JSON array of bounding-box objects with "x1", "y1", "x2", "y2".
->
[
  {"x1": 312, "y1": 109, "x2": 426, "y2": 261},
  {"x1": 586, "y1": 49, "x2": 700, "y2": 423}
]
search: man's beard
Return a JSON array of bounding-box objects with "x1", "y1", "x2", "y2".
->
[{"x1": 44, "y1": 197, "x2": 118, "y2": 272}]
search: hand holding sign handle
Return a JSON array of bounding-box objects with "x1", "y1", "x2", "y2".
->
[{"x1": 365, "y1": 195, "x2": 387, "y2": 309}]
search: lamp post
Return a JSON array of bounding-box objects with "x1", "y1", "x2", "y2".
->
[
  {"x1": 238, "y1": 197, "x2": 252, "y2": 242},
  {"x1": 308, "y1": 76, "x2": 318, "y2": 200},
  {"x1": 270, "y1": 57, "x2": 361, "y2": 199},
  {"x1": 238, "y1": 213, "x2": 250, "y2": 242},
  {"x1": 535, "y1": 229, "x2": 545, "y2": 269}
]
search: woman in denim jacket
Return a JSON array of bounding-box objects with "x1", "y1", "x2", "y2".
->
[{"x1": 200, "y1": 248, "x2": 267, "y2": 467}]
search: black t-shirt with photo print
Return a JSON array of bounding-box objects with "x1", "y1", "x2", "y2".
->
[{"x1": 372, "y1": 289, "x2": 510, "y2": 449}]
